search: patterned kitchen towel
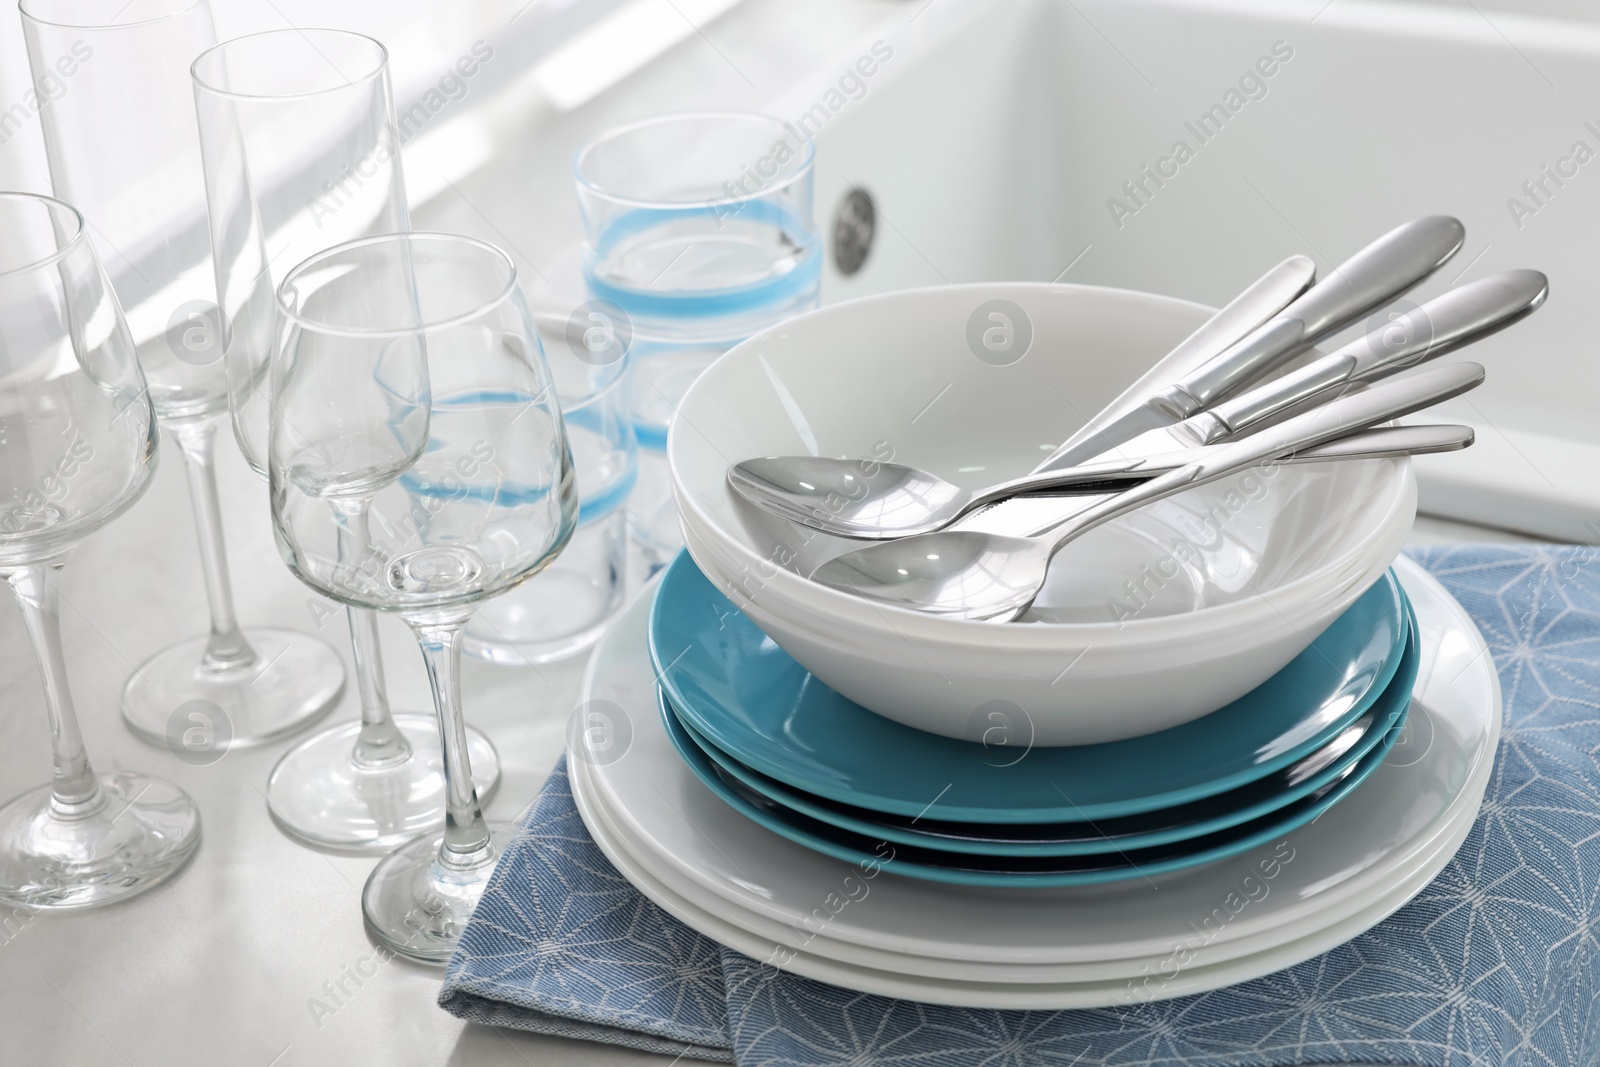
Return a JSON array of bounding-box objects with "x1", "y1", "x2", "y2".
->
[{"x1": 440, "y1": 544, "x2": 1600, "y2": 1065}]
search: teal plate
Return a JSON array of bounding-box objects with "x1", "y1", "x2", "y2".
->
[
  {"x1": 659, "y1": 684, "x2": 1410, "y2": 887},
  {"x1": 663, "y1": 611, "x2": 1414, "y2": 856},
  {"x1": 650, "y1": 552, "x2": 1412, "y2": 823}
]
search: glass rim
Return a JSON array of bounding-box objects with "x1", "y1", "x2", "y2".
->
[
  {"x1": 0, "y1": 192, "x2": 88, "y2": 279},
  {"x1": 18, "y1": 0, "x2": 208, "y2": 30},
  {"x1": 191, "y1": 28, "x2": 389, "y2": 100},
  {"x1": 572, "y1": 110, "x2": 815, "y2": 210},
  {"x1": 276, "y1": 231, "x2": 520, "y2": 339}
]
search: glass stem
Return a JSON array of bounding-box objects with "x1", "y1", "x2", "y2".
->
[
  {"x1": 329, "y1": 497, "x2": 410, "y2": 768},
  {"x1": 407, "y1": 614, "x2": 493, "y2": 867},
  {"x1": 168, "y1": 415, "x2": 256, "y2": 672},
  {"x1": 4, "y1": 562, "x2": 106, "y2": 817}
]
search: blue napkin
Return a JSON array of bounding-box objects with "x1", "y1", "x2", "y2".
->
[{"x1": 440, "y1": 545, "x2": 1600, "y2": 1065}]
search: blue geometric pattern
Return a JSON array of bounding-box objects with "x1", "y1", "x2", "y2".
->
[{"x1": 440, "y1": 545, "x2": 1600, "y2": 1065}]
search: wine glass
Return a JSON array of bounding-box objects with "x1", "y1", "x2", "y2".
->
[
  {"x1": 270, "y1": 232, "x2": 577, "y2": 960},
  {"x1": 20, "y1": 0, "x2": 345, "y2": 749},
  {"x1": 190, "y1": 28, "x2": 498, "y2": 850},
  {"x1": 0, "y1": 192, "x2": 201, "y2": 908}
]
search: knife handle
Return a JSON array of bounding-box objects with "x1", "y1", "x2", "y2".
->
[
  {"x1": 1033, "y1": 255, "x2": 1316, "y2": 473},
  {"x1": 1165, "y1": 215, "x2": 1466, "y2": 411},
  {"x1": 1194, "y1": 269, "x2": 1545, "y2": 439}
]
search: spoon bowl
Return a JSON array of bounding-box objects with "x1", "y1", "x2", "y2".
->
[
  {"x1": 812, "y1": 530, "x2": 1050, "y2": 620},
  {"x1": 729, "y1": 455, "x2": 975, "y2": 538}
]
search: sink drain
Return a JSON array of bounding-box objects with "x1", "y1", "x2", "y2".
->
[{"x1": 832, "y1": 187, "x2": 875, "y2": 276}]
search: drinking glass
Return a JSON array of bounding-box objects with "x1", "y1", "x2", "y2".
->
[
  {"x1": 191, "y1": 29, "x2": 497, "y2": 850},
  {"x1": 573, "y1": 112, "x2": 818, "y2": 569},
  {"x1": 21, "y1": 0, "x2": 344, "y2": 748},
  {"x1": 463, "y1": 316, "x2": 636, "y2": 664},
  {"x1": 271, "y1": 233, "x2": 577, "y2": 960},
  {"x1": 0, "y1": 193, "x2": 201, "y2": 908}
]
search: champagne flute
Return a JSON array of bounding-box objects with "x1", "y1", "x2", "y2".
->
[
  {"x1": 0, "y1": 192, "x2": 201, "y2": 908},
  {"x1": 191, "y1": 28, "x2": 498, "y2": 850},
  {"x1": 21, "y1": 0, "x2": 345, "y2": 750},
  {"x1": 271, "y1": 232, "x2": 577, "y2": 960}
]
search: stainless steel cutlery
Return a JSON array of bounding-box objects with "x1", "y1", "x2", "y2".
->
[
  {"x1": 1035, "y1": 216, "x2": 1465, "y2": 472},
  {"x1": 730, "y1": 269, "x2": 1540, "y2": 540},
  {"x1": 808, "y1": 362, "x2": 1485, "y2": 620},
  {"x1": 725, "y1": 218, "x2": 1541, "y2": 618}
]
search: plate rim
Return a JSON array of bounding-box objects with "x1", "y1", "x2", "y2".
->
[
  {"x1": 661, "y1": 622, "x2": 1415, "y2": 858},
  {"x1": 654, "y1": 685, "x2": 1411, "y2": 888},
  {"x1": 649, "y1": 554, "x2": 1413, "y2": 822},
  {"x1": 570, "y1": 742, "x2": 1487, "y2": 1006}
]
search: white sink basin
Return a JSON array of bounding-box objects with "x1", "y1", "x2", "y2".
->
[
  {"x1": 808, "y1": 0, "x2": 1600, "y2": 543},
  {"x1": 427, "y1": 0, "x2": 1600, "y2": 542}
]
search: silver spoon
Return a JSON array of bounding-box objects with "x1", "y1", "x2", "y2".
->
[
  {"x1": 731, "y1": 270, "x2": 1542, "y2": 539},
  {"x1": 733, "y1": 423, "x2": 1471, "y2": 539},
  {"x1": 809, "y1": 362, "x2": 1485, "y2": 621},
  {"x1": 1037, "y1": 216, "x2": 1464, "y2": 472}
]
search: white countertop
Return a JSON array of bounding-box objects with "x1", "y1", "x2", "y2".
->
[{"x1": 0, "y1": 426, "x2": 619, "y2": 1065}]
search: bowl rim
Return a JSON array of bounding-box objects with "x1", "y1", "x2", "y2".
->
[{"x1": 668, "y1": 281, "x2": 1416, "y2": 642}]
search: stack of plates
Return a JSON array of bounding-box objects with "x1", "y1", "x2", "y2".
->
[
  {"x1": 650, "y1": 554, "x2": 1416, "y2": 886},
  {"x1": 569, "y1": 555, "x2": 1499, "y2": 1007}
]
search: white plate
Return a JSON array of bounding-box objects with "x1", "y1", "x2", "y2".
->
[
  {"x1": 575, "y1": 554, "x2": 1499, "y2": 967},
  {"x1": 574, "y1": 746, "x2": 1483, "y2": 984},
  {"x1": 573, "y1": 751, "x2": 1483, "y2": 1007}
]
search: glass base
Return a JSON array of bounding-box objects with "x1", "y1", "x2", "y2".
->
[
  {"x1": 362, "y1": 821, "x2": 516, "y2": 964},
  {"x1": 122, "y1": 627, "x2": 345, "y2": 752},
  {"x1": 462, "y1": 513, "x2": 626, "y2": 666},
  {"x1": 0, "y1": 772, "x2": 201, "y2": 910},
  {"x1": 629, "y1": 501, "x2": 684, "y2": 569},
  {"x1": 266, "y1": 714, "x2": 501, "y2": 852},
  {"x1": 462, "y1": 606, "x2": 612, "y2": 666},
  {"x1": 628, "y1": 448, "x2": 683, "y2": 579}
]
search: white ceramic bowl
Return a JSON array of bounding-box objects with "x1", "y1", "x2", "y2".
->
[{"x1": 668, "y1": 283, "x2": 1416, "y2": 745}]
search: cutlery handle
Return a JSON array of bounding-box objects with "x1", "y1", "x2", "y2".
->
[
  {"x1": 1344, "y1": 268, "x2": 1546, "y2": 379},
  {"x1": 1287, "y1": 422, "x2": 1473, "y2": 461},
  {"x1": 1162, "y1": 216, "x2": 1466, "y2": 412},
  {"x1": 994, "y1": 423, "x2": 1473, "y2": 538},
  {"x1": 1113, "y1": 423, "x2": 1475, "y2": 479},
  {"x1": 1192, "y1": 269, "x2": 1547, "y2": 438},
  {"x1": 1043, "y1": 362, "x2": 1485, "y2": 553},
  {"x1": 1035, "y1": 255, "x2": 1316, "y2": 472},
  {"x1": 980, "y1": 422, "x2": 1474, "y2": 503}
]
